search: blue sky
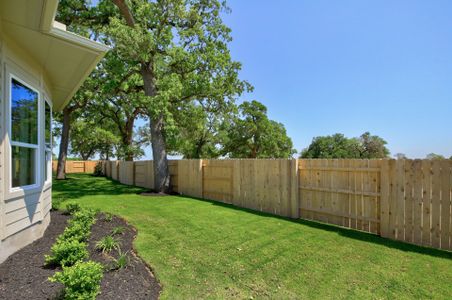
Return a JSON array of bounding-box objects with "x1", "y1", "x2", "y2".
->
[{"x1": 215, "y1": 0, "x2": 451, "y2": 158}]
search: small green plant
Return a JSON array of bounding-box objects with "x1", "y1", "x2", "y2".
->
[
  {"x1": 112, "y1": 250, "x2": 129, "y2": 270},
  {"x1": 95, "y1": 236, "x2": 120, "y2": 253},
  {"x1": 52, "y1": 197, "x2": 64, "y2": 211},
  {"x1": 45, "y1": 239, "x2": 88, "y2": 267},
  {"x1": 69, "y1": 209, "x2": 96, "y2": 227},
  {"x1": 103, "y1": 212, "x2": 113, "y2": 222},
  {"x1": 49, "y1": 261, "x2": 103, "y2": 300},
  {"x1": 65, "y1": 203, "x2": 81, "y2": 215},
  {"x1": 59, "y1": 222, "x2": 90, "y2": 242},
  {"x1": 93, "y1": 162, "x2": 104, "y2": 177},
  {"x1": 111, "y1": 226, "x2": 126, "y2": 236}
]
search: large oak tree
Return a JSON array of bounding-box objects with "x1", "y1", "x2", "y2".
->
[{"x1": 58, "y1": 0, "x2": 249, "y2": 192}]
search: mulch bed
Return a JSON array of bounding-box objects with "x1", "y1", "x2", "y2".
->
[{"x1": 0, "y1": 211, "x2": 161, "y2": 299}]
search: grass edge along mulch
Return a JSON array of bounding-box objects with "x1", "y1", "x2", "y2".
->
[
  {"x1": 0, "y1": 210, "x2": 161, "y2": 300},
  {"x1": 53, "y1": 174, "x2": 452, "y2": 300}
]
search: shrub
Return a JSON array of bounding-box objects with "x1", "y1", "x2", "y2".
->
[
  {"x1": 111, "y1": 226, "x2": 126, "y2": 236},
  {"x1": 59, "y1": 222, "x2": 90, "y2": 242},
  {"x1": 93, "y1": 162, "x2": 104, "y2": 177},
  {"x1": 49, "y1": 261, "x2": 103, "y2": 300},
  {"x1": 70, "y1": 209, "x2": 96, "y2": 227},
  {"x1": 45, "y1": 239, "x2": 88, "y2": 267},
  {"x1": 65, "y1": 203, "x2": 82, "y2": 215},
  {"x1": 95, "y1": 236, "x2": 120, "y2": 253}
]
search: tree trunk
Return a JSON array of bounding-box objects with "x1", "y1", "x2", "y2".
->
[
  {"x1": 140, "y1": 63, "x2": 170, "y2": 193},
  {"x1": 150, "y1": 114, "x2": 170, "y2": 193},
  {"x1": 56, "y1": 107, "x2": 71, "y2": 180}
]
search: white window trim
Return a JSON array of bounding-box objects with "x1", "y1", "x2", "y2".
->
[
  {"x1": 8, "y1": 73, "x2": 41, "y2": 192},
  {"x1": 44, "y1": 97, "x2": 52, "y2": 185}
]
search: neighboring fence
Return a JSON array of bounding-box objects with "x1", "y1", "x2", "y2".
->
[
  {"x1": 52, "y1": 160, "x2": 99, "y2": 174},
  {"x1": 102, "y1": 159, "x2": 452, "y2": 252}
]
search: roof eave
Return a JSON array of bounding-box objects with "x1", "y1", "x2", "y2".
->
[{"x1": 40, "y1": 0, "x2": 110, "y2": 110}]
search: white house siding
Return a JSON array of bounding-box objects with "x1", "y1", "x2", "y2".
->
[{"x1": 0, "y1": 32, "x2": 53, "y2": 263}]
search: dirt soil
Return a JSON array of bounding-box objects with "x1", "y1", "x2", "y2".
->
[{"x1": 0, "y1": 211, "x2": 161, "y2": 299}]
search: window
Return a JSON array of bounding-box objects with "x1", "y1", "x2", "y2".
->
[
  {"x1": 10, "y1": 77, "x2": 39, "y2": 188},
  {"x1": 45, "y1": 100, "x2": 52, "y2": 182}
]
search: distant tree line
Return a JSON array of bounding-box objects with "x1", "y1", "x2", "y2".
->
[{"x1": 300, "y1": 132, "x2": 390, "y2": 159}]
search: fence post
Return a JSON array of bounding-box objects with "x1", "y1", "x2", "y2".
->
[{"x1": 289, "y1": 159, "x2": 299, "y2": 218}]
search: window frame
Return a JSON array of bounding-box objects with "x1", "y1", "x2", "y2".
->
[
  {"x1": 8, "y1": 73, "x2": 41, "y2": 192},
  {"x1": 44, "y1": 98, "x2": 52, "y2": 184}
]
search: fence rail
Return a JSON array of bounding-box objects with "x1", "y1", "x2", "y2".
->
[{"x1": 98, "y1": 158, "x2": 452, "y2": 252}]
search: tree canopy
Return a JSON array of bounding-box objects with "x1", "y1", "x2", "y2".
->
[
  {"x1": 69, "y1": 120, "x2": 120, "y2": 160},
  {"x1": 301, "y1": 132, "x2": 390, "y2": 159},
  {"x1": 56, "y1": 0, "x2": 251, "y2": 191},
  {"x1": 222, "y1": 101, "x2": 295, "y2": 158}
]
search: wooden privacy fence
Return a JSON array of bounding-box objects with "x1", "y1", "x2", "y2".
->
[
  {"x1": 102, "y1": 159, "x2": 452, "y2": 252},
  {"x1": 52, "y1": 160, "x2": 99, "y2": 174}
]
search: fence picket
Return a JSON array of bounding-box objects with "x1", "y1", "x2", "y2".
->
[
  {"x1": 413, "y1": 160, "x2": 423, "y2": 244},
  {"x1": 440, "y1": 160, "x2": 451, "y2": 250}
]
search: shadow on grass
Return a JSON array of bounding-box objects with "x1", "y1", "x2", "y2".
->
[
  {"x1": 177, "y1": 195, "x2": 452, "y2": 260},
  {"x1": 53, "y1": 174, "x2": 146, "y2": 200},
  {"x1": 54, "y1": 174, "x2": 452, "y2": 260}
]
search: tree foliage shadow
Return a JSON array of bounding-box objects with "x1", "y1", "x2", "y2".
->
[
  {"x1": 52, "y1": 174, "x2": 146, "y2": 206},
  {"x1": 178, "y1": 195, "x2": 452, "y2": 260}
]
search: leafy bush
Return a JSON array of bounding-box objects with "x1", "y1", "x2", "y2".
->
[
  {"x1": 65, "y1": 203, "x2": 82, "y2": 215},
  {"x1": 59, "y1": 222, "x2": 91, "y2": 242},
  {"x1": 95, "y1": 236, "x2": 120, "y2": 253},
  {"x1": 93, "y1": 162, "x2": 104, "y2": 177},
  {"x1": 69, "y1": 209, "x2": 96, "y2": 227},
  {"x1": 111, "y1": 226, "x2": 126, "y2": 236},
  {"x1": 45, "y1": 239, "x2": 88, "y2": 267},
  {"x1": 49, "y1": 261, "x2": 103, "y2": 300}
]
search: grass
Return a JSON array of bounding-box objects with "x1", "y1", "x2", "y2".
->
[{"x1": 53, "y1": 174, "x2": 452, "y2": 299}]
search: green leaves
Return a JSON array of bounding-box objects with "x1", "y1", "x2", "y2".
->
[
  {"x1": 95, "y1": 235, "x2": 120, "y2": 253},
  {"x1": 223, "y1": 100, "x2": 296, "y2": 158},
  {"x1": 45, "y1": 239, "x2": 88, "y2": 267},
  {"x1": 300, "y1": 132, "x2": 390, "y2": 159},
  {"x1": 69, "y1": 120, "x2": 121, "y2": 160},
  {"x1": 45, "y1": 208, "x2": 97, "y2": 267},
  {"x1": 49, "y1": 261, "x2": 104, "y2": 300}
]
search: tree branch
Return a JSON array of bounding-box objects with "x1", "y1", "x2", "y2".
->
[{"x1": 112, "y1": 0, "x2": 136, "y2": 27}]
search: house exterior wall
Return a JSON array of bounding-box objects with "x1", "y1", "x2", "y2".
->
[{"x1": 0, "y1": 26, "x2": 53, "y2": 263}]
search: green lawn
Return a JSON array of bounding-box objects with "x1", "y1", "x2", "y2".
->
[{"x1": 53, "y1": 174, "x2": 452, "y2": 299}]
